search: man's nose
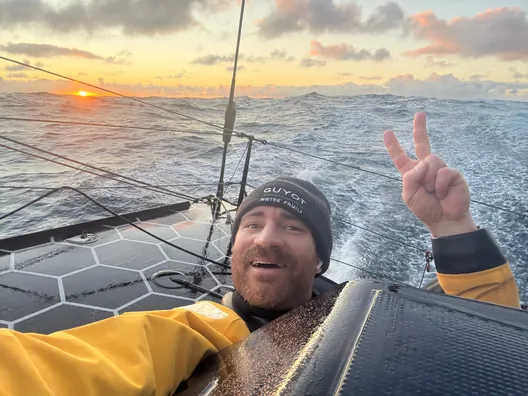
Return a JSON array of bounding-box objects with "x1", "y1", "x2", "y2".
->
[{"x1": 253, "y1": 223, "x2": 284, "y2": 248}]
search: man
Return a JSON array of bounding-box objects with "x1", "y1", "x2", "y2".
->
[
  {"x1": 0, "y1": 112, "x2": 520, "y2": 396},
  {"x1": 221, "y1": 111, "x2": 520, "y2": 330}
]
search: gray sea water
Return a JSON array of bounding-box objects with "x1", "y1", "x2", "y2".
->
[{"x1": 0, "y1": 92, "x2": 526, "y2": 301}]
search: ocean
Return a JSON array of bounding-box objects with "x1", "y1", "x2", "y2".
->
[{"x1": 0, "y1": 92, "x2": 526, "y2": 301}]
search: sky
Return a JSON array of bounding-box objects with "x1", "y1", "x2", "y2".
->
[{"x1": 0, "y1": 0, "x2": 527, "y2": 100}]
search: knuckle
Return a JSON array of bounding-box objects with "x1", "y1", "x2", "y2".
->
[{"x1": 425, "y1": 153, "x2": 444, "y2": 166}]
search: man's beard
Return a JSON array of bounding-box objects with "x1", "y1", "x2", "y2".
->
[{"x1": 231, "y1": 246, "x2": 303, "y2": 310}]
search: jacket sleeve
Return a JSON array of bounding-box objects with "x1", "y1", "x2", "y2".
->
[
  {"x1": 0, "y1": 301, "x2": 250, "y2": 396},
  {"x1": 432, "y1": 228, "x2": 520, "y2": 308}
]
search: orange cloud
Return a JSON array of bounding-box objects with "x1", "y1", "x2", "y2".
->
[
  {"x1": 405, "y1": 7, "x2": 528, "y2": 60},
  {"x1": 310, "y1": 40, "x2": 390, "y2": 61},
  {"x1": 0, "y1": 42, "x2": 131, "y2": 64}
]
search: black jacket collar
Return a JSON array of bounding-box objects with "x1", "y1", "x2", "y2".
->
[{"x1": 223, "y1": 290, "x2": 319, "y2": 332}]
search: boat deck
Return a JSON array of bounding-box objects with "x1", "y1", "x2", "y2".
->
[{"x1": 0, "y1": 202, "x2": 234, "y2": 334}]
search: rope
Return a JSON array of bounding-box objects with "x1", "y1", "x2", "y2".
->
[
  {"x1": 0, "y1": 186, "x2": 230, "y2": 269},
  {"x1": 151, "y1": 271, "x2": 224, "y2": 299},
  {"x1": 263, "y1": 141, "x2": 527, "y2": 219},
  {"x1": 0, "y1": 56, "x2": 266, "y2": 144},
  {"x1": 0, "y1": 116, "x2": 223, "y2": 137},
  {"x1": 0, "y1": 136, "x2": 197, "y2": 201},
  {"x1": 224, "y1": 143, "x2": 249, "y2": 197},
  {"x1": 330, "y1": 257, "x2": 407, "y2": 285},
  {"x1": 0, "y1": 182, "x2": 241, "y2": 190},
  {"x1": 468, "y1": 199, "x2": 527, "y2": 218},
  {"x1": 0, "y1": 142, "x2": 197, "y2": 202},
  {"x1": 265, "y1": 141, "x2": 401, "y2": 181},
  {"x1": 334, "y1": 217, "x2": 425, "y2": 251}
]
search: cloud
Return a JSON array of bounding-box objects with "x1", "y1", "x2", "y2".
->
[
  {"x1": 105, "y1": 56, "x2": 133, "y2": 65},
  {"x1": 0, "y1": 42, "x2": 106, "y2": 60},
  {"x1": 193, "y1": 50, "x2": 296, "y2": 66},
  {"x1": 1, "y1": 73, "x2": 527, "y2": 101},
  {"x1": 167, "y1": 72, "x2": 186, "y2": 79},
  {"x1": 359, "y1": 76, "x2": 382, "y2": 81},
  {"x1": 245, "y1": 55, "x2": 267, "y2": 64},
  {"x1": 510, "y1": 67, "x2": 528, "y2": 80},
  {"x1": 300, "y1": 58, "x2": 326, "y2": 68},
  {"x1": 5, "y1": 64, "x2": 25, "y2": 71},
  {"x1": 257, "y1": 0, "x2": 404, "y2": 38},
  {"x1": 424, "y1": 56, "x2": 456, "y2": 68},
  {"x1": 0, "y1": 0, "x2": 232, "y2": 36},
  {"x1": 310, "y1": 40, "x2": 390, "y2": 61},
  {"x1": 470, "y1": 73, "x2": 489, "y2": 81},
  {"x1": 0, "y1": 42, "x2": 131, "y2": 66},
  {"x1": 385, "y1": 72, "x2": 528, "y2": 100},
  {"x1": 192, "y1": 54, "x2": 235, "y2": 65},
  {"x1": 364, "y1": 2, "x2": 405, "y2": 33},
  {"x1": 405, "y1": 7, "x2": 528, "y2": 60},
  {"x1": 117, "y1": 49, "x2": 133, "y2": 57},
  {"x1": 270, "y1": 49, "x2": 296, "y2": 62},
  {"x1": 6, "y1": 72, "x2": 28, "y2": 78},
  {"x1": 4, "y1": 58, "x2": 35, "y2": 71},
  {"x1": 226, "y1": 65, "x2": 245, "y2": 72},
  {"x1": 246, "y1": 50, "x2": 295, "y2": 64}
]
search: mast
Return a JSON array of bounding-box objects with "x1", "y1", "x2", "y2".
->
[{"x1": 213, "y1": 0, "x2": 246, "y2": 218}]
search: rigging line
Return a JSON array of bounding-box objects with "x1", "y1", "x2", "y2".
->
[
  {"x1": 0, "y1": 55, "x2": 265, "y2": 143},
  {"x1": 469, "y1": 199, "x2": 527, "y2": 218},
  {"x1": 0, "y1": 143, "x2": 197, "y2": 202},
  {"x1": 265, "y1": 141, "x2": 527, "y2": 219},
  {"x1": 224, "y1": 143, "x2": 249, "y2": 197},
  {"x1": 0, "y1": 135, "x2": 197, "y2": 201},
  {"x1": 265, "y1": 141, "x2": 401, "y2": 181},
  {"x1": 0, "y1": 185, "x2": 230, "y2": 269},
  {"x1": 0, "y1": 116, "x2": 223, "y2": 137},
  {"x1": 334, "y1": 217, "x2": 425, "y2": 251},
  {"x1": 330, "y1": 257, "x2": 407, "y2": 286},
  {"x1": 0, "y1": 182, "x2": 242, "y2": 190},
  {"x1": 211, "y1": 144, "x2": 249, "y2": 227},
  {"x1": 0, "y1": 187, "x2": 57, "y2": 222}
]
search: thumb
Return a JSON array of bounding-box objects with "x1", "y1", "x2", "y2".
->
[{"x1": 402, "y1": 161, "x2": 428, "y2": 200}]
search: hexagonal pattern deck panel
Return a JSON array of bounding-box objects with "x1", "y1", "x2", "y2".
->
[
  {"x1": 15, "y1": 243, "x2": 96, "y2": 276},
  {"x1": 0, "y1": 272, "x2": 60, "y2": 322},
  {"x1": 0, "y1": 203, "x2": 234, "y2": 333}
]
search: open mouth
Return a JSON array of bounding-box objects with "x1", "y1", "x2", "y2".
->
[{"x1": 251, "y1": 261, "x2": 282, "y2": 269}]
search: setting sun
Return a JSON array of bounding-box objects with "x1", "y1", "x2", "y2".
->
[{"x1": 77, "y1": 90, "x2": 92, "y2": 97}]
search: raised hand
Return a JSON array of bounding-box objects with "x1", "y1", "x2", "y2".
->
[{"x1": 383, "y1": 112, "x2": 478, "y2": 238}]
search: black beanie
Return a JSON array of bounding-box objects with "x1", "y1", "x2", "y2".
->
[{"x1": 231, "y1": 176, "x2": 333, "y2": 275}]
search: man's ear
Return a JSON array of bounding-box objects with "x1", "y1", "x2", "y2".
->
[{"x1": 315, "y1": 259, "x2": 323, "y2": 275}]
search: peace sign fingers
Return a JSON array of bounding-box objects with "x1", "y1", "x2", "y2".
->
[
  {"x1": 383, "y1": 129, "x2": 417, "y2": 176},
  {"x1": 413, "y1": 111, "x2": 431, "y2": 160}
]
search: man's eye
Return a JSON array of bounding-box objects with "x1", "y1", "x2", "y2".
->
[
  {"x1": 245, "y1": 223, "x2": 259, "y2": 229},
  {"x1": 286, "y1": 225, "x2": 300, "y2": 231}
]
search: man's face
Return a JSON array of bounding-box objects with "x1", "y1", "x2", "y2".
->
[{"x1": 231, "y1": 206, "x2": 320, "y2": 311}]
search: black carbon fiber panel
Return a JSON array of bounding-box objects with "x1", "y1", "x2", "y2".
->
[{"x1": 338, "y1": 291, "x2": 528, "y2": 395}]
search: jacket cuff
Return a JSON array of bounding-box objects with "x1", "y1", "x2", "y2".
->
[{"x1": 432, "y1": 228, "x2": 506, "y2": 274}]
